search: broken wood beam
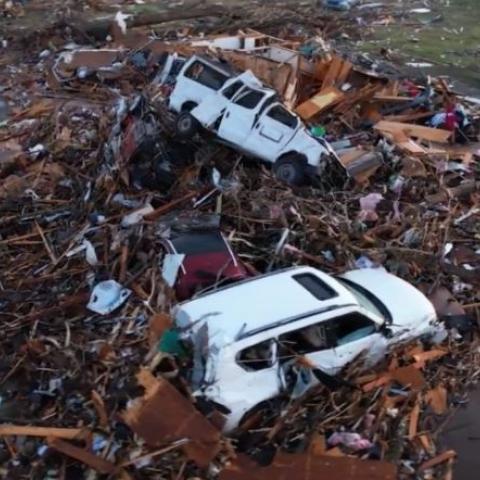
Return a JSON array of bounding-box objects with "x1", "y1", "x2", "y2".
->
[
  {"x1": 47, "y1": 437, "x2": 117, "y2": 475},
  {"x1": 0, "y1": 425, "x2": 89, "y2": 440},
  {"x1": 374, "y1": 120, "x2": 452, "y2": 143}
]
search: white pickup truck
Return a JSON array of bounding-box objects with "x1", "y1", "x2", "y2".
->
[{"x1": 167, "y1": 56, "x2": 334, "y2": 185}]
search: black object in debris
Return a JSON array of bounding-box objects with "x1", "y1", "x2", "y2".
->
[
  {"x1": 443, "y1": 314, "x2": 478, "y2": 336},
  {"x1": 250, "y1": 444, "x2": 277, "y2": 466},
  {"x1": 0, "y1": 96, "x2": 9, "y2": 122},
  {"x1": 131, "y1": 51, "x2": 148, "y2": 69},
  {"x1": 311, "y1": 366, "x2": 358, "y2": 391}
]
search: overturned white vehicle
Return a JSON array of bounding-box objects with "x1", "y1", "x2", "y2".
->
[
  {"x1": 168, "y1": 56, "x2": 334, "y2": 185},
  {"x1": 174, "y1": 266, "x2": 444, "y2": 432}
]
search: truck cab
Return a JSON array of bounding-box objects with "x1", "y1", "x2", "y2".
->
[{"x1": 175, "y1": 71, "x2": 332, "y2": 185}]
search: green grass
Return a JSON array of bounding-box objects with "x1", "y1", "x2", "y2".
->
[{"x1": 357, "y1": 0, "x2": 480, "y2": 91}]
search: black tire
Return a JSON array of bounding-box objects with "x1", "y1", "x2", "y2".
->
[
  {"x1": 273, "y1": 154, "x2": 306, "y2": 186},
  {"x1": 175, "y1": 112, "x2": 198, "y2": 138}
]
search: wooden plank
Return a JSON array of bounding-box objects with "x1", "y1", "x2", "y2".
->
[
  {"x1": 425, "y1": 385, "x2": 448, "y2": 415},
  {"x1": 295, "y1": 86, "x2": 343, "y2": 120},
  {"x1": 398, "y1": 140, "x2": 428, "y2": 155},
  {"x1": 412, "y1": 349, "x2": 448, "y2": 365},
  {"x1": 0, "y1": 425, "x2": 88, "y2": 440},
  {"x1": 220, "y1": 51, "x2": 292, "y2": 95},
  {"x1": 220, "y1": 452, "x2": 396, "y2": 480},
  {"x1": 390, "y1": 130, "x2": 427, "y2": 154},
  {"x1": 336, "y1": 59, "x2": 353, "y2": 85},
  {"x1": 374, "y1": 120, "x2": 452, "y2": 143},
  {"x1": 384, "y1": 111, "x2": 434, "y2": 123},
  {"x1": 433, "y1": 141, "x2": 480, "y2": 163},
  {"x1": 419, "y1": 450, "x2": 456, "y2": 471},
  {"x1": 373, "y1": 94, "x2": 415, "y2": 102},
  {"x1": 408, "y1": 399, "x2": 421, "y2": 440},
  {"x1": 321, "y1": 56, "x2": 343, "y2": 89},
  {"x1": 47, "y1": 437, "x2": 117, "y2": 475},
  {"x1": 312, "y1": 57, "x2": 331, "y2": 81}
]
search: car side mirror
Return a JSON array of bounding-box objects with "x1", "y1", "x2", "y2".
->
[{"x1": 382, "y1": 326, "x2": 394, "y2": 339}]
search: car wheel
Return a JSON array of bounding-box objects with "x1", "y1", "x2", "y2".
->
[
  {"x1": 175, "y1": 112, "x2": 198, "y2": 138},
  {"x1": 273, "y1": 155, "x2": 306, "y2": 186}
]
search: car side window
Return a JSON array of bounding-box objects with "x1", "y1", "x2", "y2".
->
[
  {"x1": 184, "y1": 61, "x2": 229, "y2": 90},
  {"x1": 237, "y1": 339, "x2": 274, "y2": 371},
  {"x1": 222, "y1": 81, "x2": 243, "y2": 99},
  {"x1": 330, "y1": 313, "x2": 377, "y2": 346},
  {"x1": 277, "y1": 313, "x2": 377, "y2": 362},
  {"x1": 266, "y1": 106, "x2": 298, "y2": 129},
  {"x1": 278, "y1": 322, "x2": 334, "y2": 361},
  {"x1": 234, "y1": 88, "x2": 265, "y2": 109}
]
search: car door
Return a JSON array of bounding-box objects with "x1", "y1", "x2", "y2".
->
[
  {"x1": 324, "y1": 312, "x2": 384, "y2": 373},
  {"x1": 245, "y1": 104, "x2": 299, "y2": 162},
  {"x1": 191, "y1": 71, "x2": 262, "y2": 128},
  {"x1": 217, "y1": 86, "x2": 266, "y2": 146},
  {"x1": 277, "y1": 312, "x2": 342, "y2": 376},
  {"x1": 210, "y1": 339, "x2": 282, "y2": 426},
  {"x1": 277, "y1": 309, "x2": 383, "y2": 376}
]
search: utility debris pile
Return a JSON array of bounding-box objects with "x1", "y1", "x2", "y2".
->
[{"x1": 1, "y1": 2, "x2": 480, "y2": 479}]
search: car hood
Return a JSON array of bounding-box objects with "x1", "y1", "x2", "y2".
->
[{"x1": 339, "y1": 268, "x2": 437, "y2": 328}]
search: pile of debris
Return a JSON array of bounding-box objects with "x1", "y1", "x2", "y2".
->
[{"x1": 1, "y1": 3, "x2": 480, "y2": 479}]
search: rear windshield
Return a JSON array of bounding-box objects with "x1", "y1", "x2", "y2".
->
[
  {"x1": 184, "y1": 61, "x2": 229, "y2": 90},
  {"x1": 170, "y1": 231, "x2": 227, "y2": 255}
]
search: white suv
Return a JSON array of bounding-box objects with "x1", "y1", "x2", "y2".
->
[
  {"x1": 173, "y1": 266, "x2": 443, "y2": 432},
  {"x1": 168, "y1": 57, "x2": 333, "y2": 185}
]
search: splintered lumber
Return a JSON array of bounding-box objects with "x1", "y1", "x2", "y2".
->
[
  {"x1": 336, "y1": 59, "x2": 353, "y2": 85},
  {"x1": 144, "y1": 191, "x2": 198, "y2": 221},
  {"x1": 321, "y1": 56, "x2": 344, "y2": 89},
  {"x1": 425, "y1": 385, "x2": 448, "y2": 415},
  {"x1": 47, "y1": 437, "x2": 117, "y2": 475},
  {"x1": 373, "y1": 95, "x2": 415, "y2": 102},
  {"x1": 408, "y1": 400, "x2": 421, "y2": 440},
  {"x1": 374, "y1": 120, "x2": 452, "y2": 143},
  {"x1": 220, "y1": 51, "x2": 293, "y2": 96},
  {"x1": 0, "y1": 425, "x2": 89, "y2": 440},
  {"x1": 418, "y1": 450, "x2": 456, "y2": 471},
  {"x1": 295, "y1": 86, "x2": 344, "y2": 120},
  {"x1": 337, "y1": 149, "x2": 382, "y2": 181}
]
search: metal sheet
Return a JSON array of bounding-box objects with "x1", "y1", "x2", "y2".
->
[
  {"x1": 122, "y1": 369, "x2": 221, "y2": 467},
  {"x1": 220, "y1": 452, "x2": 397, "y2": 480}
]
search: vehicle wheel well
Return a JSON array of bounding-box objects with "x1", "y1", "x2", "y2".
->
[
  {"x1": 181, "y1": 101, "x2": 198, "y2": 113},
  {"x1": 276, "y1": 152, "x2": 308, "y2": 166},
  {"x1": 238, "y1": 398, "x2": 285, "y2": 430}
]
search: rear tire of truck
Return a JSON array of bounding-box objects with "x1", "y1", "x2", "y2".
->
[
  {"x1": 176, "y1": 112, "x2": 198, "y2": 138},
  {"x1": 273, "y1": 154, "x2": 306, "y2": 186}
]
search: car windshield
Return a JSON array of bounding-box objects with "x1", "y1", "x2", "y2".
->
[{"x1": 335, "y1": 277, "x2": 390, "y2": 323}]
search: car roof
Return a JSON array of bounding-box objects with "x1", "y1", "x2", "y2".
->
[{"x1": 174, "y1": 266, "x2": 359, "y2": 348}]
